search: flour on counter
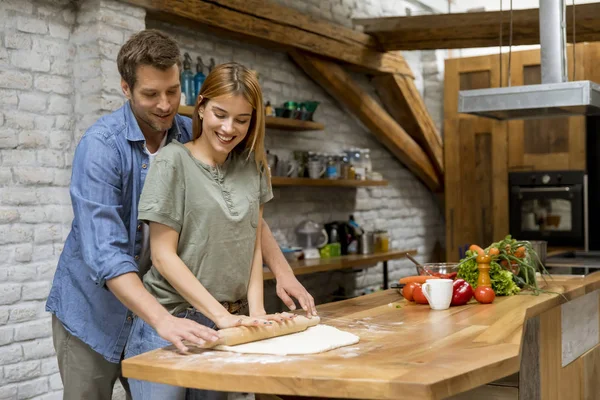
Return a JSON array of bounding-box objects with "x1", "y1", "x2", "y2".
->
[{"x1": 215, "y1": 324, "x2": 359, "y2": 356}]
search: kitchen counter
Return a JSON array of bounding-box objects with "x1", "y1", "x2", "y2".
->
[
  {"x1": 122, "y1": 273, "x2": 600, "y2": 399},
  {"x1": 545, "y1": 250, "x2": 600, "y2": 276}
]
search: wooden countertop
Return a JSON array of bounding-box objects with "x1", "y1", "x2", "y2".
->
[{"x1": 122, "y1": 273, "x2": 600, "y2": 400}]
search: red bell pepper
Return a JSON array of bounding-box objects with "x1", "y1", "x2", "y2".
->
[{"x1": 451, "y1": 279, "x2": 473, "y2": 306}]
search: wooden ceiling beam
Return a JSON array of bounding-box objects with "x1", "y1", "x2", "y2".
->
[
  {"x1": 121, "y1": 0, "x2": 413, "y2": 76},
  {"x1": 372, "y1": 74, "x2": 444, "y2": 176},
  {"x1": 354, "y1": 3, "x2": 600, "y2": 50},
  {"x1": 289, "y1": 51, "x2": 441, "y2": 192}
]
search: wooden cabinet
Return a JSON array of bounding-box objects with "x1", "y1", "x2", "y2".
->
[
  {"x1": 444, "y1": 43, "x2": 600, "y2": 261},
  {"x1": 444, "y1": 54, "x2": 509, "y2": 262},
  {"x1": 506, "y1": 47, "x2": 586, "y2": 171}
]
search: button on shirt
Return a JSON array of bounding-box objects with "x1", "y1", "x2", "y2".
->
[{"x1": 45, "y1": 102, "x2": 192, "y2": 363}]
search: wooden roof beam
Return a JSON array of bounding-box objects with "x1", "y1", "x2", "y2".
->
[
  {"x1": 120, "y1": 0, "x2": 413, "y2": 76},
  {"x1": 354, "y1": 3, "x2": 600, "y2": 50},
  {"x1": 372, "y1": 74, "x2": 444, "y2": 176},
  {"x1": 289, "y1": 51, "x2": 441, "y2": 192}
]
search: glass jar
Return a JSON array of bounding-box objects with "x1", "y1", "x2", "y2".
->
[
  {"x1": 362, "y1": 149, "x2": 372, "y2": 178},
  {"x1": 374, "y1": 230, "x2": 390, "y2": 253},
  {"x1": 353, "y1": 148, "x2": 365, "y2": 180}
]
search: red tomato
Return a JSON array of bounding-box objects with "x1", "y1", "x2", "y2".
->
[
  {"x1": 402, "y1": 282, "x2": 419, "y2": 301},
  {"x1": 413, "y1": 284, "x2": 429, "y2": 305},
  {"x1": 474, "y1": 286, "x2": 495, "y2": 304}
]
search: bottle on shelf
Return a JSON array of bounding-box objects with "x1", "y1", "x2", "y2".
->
[
  {"x1": 347, "y1": 214, "x2": 362, "y2": 254},
  {"x1": 208, "y1": 57, "x2": 216, "y2": 73},
  {"x1": 325, "y1": 153, "x2": 338, "y2": 179},
  {"x1": 351, "y1": 148, "x2": 365, "y2": 180},
  {"x1": 341, "y1": 153, "x2": 350, "y2": 180},
  {"x1": 265, "y1": 101, "x2": 274, "y2": 117},
  {"x1": 363, "y1": 149, "x2": 372, "y2": 179},
  {"x1": 193, "y1": 56, "x2": 206, "y2": 100},
  {"x1": 180, "y1": 53, "x2": 195, "y2": 106}
]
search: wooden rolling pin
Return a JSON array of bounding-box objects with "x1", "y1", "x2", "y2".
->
[{"x1": 199, "y1": 315, "x2": 321, "y2": 349}]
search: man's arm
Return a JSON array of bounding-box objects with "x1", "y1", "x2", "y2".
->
[
  {"x1": 260, "y1": 219, "x2": 317, "y2": 316},
  {"x1": 71, "y1": 133, "x2": 218, "y2": 351},
  {"x1": 107, "y1": 274, "x2": 219, "y2": 351}
]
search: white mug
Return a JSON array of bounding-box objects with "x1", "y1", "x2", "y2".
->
[
  {"x1": 308, "y1": 161, "x2": 326, "y2": 179},
  {"x1": 421, "y1": 279, "x2": 453, "y2": 310}
]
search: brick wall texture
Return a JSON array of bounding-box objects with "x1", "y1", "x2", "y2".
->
[{"x1": 0, "y1": 0, "x2": 445, "y2": 398}]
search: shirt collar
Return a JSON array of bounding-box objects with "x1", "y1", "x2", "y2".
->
[{"x1": 124, "y1": 101, "x2": 182, "y2": 144}]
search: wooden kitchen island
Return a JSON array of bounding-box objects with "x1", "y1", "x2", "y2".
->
[{"x1": 122, "y1": 273, "x2": 600, "y2": 399}]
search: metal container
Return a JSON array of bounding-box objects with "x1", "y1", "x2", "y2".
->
[
  {"x1": 529, "y1": 240, "x2": 548, "y2": 269},
  {"x1": 359, "y1": 232, "x2": 374, "y2": 255}
]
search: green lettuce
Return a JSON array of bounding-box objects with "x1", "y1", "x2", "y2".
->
[{"x1": 457, "y1": 251, "x2": 520, "y2": 296}]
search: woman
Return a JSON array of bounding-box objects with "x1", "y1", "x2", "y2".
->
[{"x1": 125, "y1": 62, "x2": 293, "y2": 399}]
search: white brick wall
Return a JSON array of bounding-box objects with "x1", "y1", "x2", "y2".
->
[
  {"x1": 148, "y1": 0, "x2": 445, "y2": 308},
  {"x1": 0, "y1": 0, "x2": 445, "y2": 398}
]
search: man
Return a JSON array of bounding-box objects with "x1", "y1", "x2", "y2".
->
[{"x1": 46, "y1": 29, "x2": 316, "y2": 400}]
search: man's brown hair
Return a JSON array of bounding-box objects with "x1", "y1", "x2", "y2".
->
[{"x1": 117, "y1": 29, "x2": 181, "y2": 89}]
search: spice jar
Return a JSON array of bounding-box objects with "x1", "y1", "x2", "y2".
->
[{"x1": 374, "y1": 230, "x2": 389, "y2": 252}]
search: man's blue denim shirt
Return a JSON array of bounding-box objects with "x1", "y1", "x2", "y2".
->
[{"x1": 46, "y1": 102, "x2": 193, "y2": 363}]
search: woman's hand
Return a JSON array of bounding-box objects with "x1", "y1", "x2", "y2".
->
[
  {"x1": 250, "y1": 311, "x2": 296, "y2": 324},
  {"x1": 275, "y1": 274, "x2": 317, "y2": 317},
  {"x1": 215, "y1": 313, "x2": 275, "y2": 329}
]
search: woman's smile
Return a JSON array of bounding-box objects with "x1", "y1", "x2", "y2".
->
[{"x1": 215, "y1": 131, "x2": 236, "y2": 144}]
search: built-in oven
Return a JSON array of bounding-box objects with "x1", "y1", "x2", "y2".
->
[{"x1": 509, "y1": 171, "x2": 585, "y2": 247}]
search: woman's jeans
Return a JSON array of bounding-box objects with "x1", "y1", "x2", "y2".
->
[{"x1": 125, "y1": 308, "x2": 228, "y2": 400}]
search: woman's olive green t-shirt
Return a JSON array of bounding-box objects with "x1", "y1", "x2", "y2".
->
[{"x1": 138, "y1": 140, "x2": 273, "y2": 315}]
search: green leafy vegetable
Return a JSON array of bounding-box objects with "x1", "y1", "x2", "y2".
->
[{"x1": 457, "y1": 250, "x2": 520, "y2": 296}]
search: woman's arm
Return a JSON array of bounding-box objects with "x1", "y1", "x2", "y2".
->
[
  {"x1": 247, "y1": 206, "x2": 266, "y2": 317},
  {"x1": 247, "y1": 208, "x2": 295, "y2": 323},
  {"x1": 260, "y1": 219, "x2": 317, "y2": 317},
  {"x1": 149, "y1": 222, "x2": 271, "y2": 328}
]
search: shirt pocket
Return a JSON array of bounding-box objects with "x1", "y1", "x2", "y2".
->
[{"x1": 246, "y1": 194, "x2": 259, "y2": 228}]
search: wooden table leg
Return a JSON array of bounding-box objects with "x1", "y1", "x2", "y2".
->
[{"x1": 383, "y1": 261, "x2": 389, "y2": 289}]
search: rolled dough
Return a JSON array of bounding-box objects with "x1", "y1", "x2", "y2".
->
[{"x1": 215, "y1": 324, "x2": 359, "y2": 355}]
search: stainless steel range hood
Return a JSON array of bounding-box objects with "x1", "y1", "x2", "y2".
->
[{"x1": 458, "y1": 0, "x2": 600, "y2": 120}]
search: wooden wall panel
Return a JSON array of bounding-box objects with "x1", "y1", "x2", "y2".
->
[
  {"x1": 522, "y1": 65, "x2": 570, "y2": 156},
  {"x1": 506, "y1": 46, "x2": 586, "y2": 172},
  {"x1": 459, "y1": 70, "x2": 491, "y2": 91},
  {"x1": 444, "y1": 56, "x2": 508, "y2": 261},
  {"x1": 475, "y1": 132, "x2": 493, "y2": 246}
]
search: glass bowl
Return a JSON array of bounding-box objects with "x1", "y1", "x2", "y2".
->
[
  {"x1": 415, "y1": 262, "x2": 459, "y2": 280},
  {"x1": 281, "y1": 246, "x2": 303, "y2": 262}
]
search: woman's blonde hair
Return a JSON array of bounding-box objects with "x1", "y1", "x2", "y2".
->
[{"x1": 192, "y1": 62, "x2": 269, "y2": 179}]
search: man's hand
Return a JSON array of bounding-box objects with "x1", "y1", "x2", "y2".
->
[
  {"x1": 154, "y1": 314, "x2": 220, "y2": 353},
  {"x1": 276, "y1": 274, "x2": 317, "y2": 317}
]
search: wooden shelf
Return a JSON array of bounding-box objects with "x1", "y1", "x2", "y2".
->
[
  {"x1": 271, "y1": 177, "x2": 388, "y2": 187},
  {"x1": 264, "y1": 116, "x2": 324, "y2": 131},
  {"x1": 263, "y1": 248, "x2": 416, "y2": 280},
  {"x1": 178, "y1": 106, "x2": 324, "y2": 131}
]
